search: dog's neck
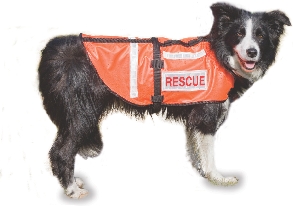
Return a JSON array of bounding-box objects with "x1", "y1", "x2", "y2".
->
[{"x1": 227, "y1": 74, "x2": 252, "y2": 102}]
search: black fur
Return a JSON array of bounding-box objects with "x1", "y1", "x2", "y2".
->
[{"x1": 38, "y1": 3, "x2": 290, "y2": 191}]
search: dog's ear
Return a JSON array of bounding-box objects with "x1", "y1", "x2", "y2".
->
[
  {"x1": 263, "y1": 10, "x2": 291, "y2": 36},
  {"x1": 210, "y1": 3, "x2": 241, "y2": 22}
]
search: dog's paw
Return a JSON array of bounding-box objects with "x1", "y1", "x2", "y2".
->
[
  {"x1": 75, "y1": 177, "x2": 85, "y2": 188},
  {"x1": 65, "y1": 177, "x2": 88, "y2": 199},
  {"x1": 207, "y1": 173, "x2": 239, "y2": 186},
  {"x1": 66, "y1": 187, "x2": 88, "y2": 199}
]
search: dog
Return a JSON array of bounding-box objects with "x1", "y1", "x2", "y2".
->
[{"x1": 38, "y1": 2, "x2": 290, "y2": 198}]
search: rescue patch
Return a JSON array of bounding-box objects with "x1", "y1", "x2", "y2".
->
[{"x1": 162, "y1": 70, "x2": 207, "y2": 91}]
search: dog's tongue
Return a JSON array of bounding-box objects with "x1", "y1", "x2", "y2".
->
[{"x1": 245, "y1": 61, "x2": 255, "y2": 69}]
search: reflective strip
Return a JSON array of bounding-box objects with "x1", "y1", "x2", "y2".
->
[
  {"x1": 129, "y1": 39, "x2": 138, "y2": 98},
  {"x1": 163, "y1": 49, "x2": 206, "y2": 60}
]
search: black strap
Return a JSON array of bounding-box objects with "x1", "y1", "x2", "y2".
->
[{"x1": 150, "y1": 37, "x2": 164, "y2": 113}]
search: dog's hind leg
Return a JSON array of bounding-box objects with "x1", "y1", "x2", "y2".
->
[
  {"x1": 39, "y1": 35, "x2": 107, "y2": 198},
  {"x1": 186, "y1": 100, "x2": 238, "y2": 186},
  {"x1": 49, "y1": 134, "x2": 89, "y2": 198},
  {"x1": 49, "y1": 122, "x2": 103, "y2": 198}
]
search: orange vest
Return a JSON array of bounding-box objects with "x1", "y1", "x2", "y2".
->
[{"x1": 82, "y1": 34, "x2": 234, "y2": 106}]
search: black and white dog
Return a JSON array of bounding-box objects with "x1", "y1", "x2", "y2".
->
[{"x1": 38, "y1": 3, "x2": 290, "y2": 198}]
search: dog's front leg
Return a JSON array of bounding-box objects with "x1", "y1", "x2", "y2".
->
[{"x1": 186, "y1": 130, "x2": 238, "y2": 186}]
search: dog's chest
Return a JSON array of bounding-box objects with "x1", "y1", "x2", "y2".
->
[{"x1": 82, "y1": 34, "x2": 234, "y2": 106}]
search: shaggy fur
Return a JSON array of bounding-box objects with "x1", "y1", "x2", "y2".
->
[{"x1": 38, "y1": 3, "x2": 290, "y2": 198}]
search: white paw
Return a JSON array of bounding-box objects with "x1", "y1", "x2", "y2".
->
[
  {"x1": 75, "y1": 177, "x2": 84, "y2": 188},
  {"x1": 65, "y1": 177, "x2": 88, "y2": 199},
  {"x1": 207, "y1": 173, "x2": 239, "y2": 186}
]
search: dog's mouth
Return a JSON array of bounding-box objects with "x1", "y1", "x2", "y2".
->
[
  {"x1": 236, "y1": 53, "x2": 257, "y2": 72},
  {"x1": 242, "y1": 60, "x2": 256, "y2": 70}
]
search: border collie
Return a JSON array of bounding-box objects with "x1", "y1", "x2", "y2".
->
[{"x1": 38, "y1": 2, "x2": 290, "y2": 198}]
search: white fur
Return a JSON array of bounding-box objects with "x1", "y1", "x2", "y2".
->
[
  {"x1": 235, "y1": 19, "x2": 260, "y2": 62},
  {"x1": 228, "y1": 55, "x2": 244, "y2": 78},
  {"x1": 228, "y1": 55, "x2": 263, "y2": 81},
  {"x1": 192, "y1": 129, "x2": 238, "y2": 186},
  {"x1": 65, "y1": 177, "x2": 88, "y2": 199}
]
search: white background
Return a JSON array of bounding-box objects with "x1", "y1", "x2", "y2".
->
[{"x1": 0, "y1": 0, "x2": 292, "y2": 205}]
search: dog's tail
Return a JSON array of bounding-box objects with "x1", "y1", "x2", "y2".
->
[{"x1": 38, "y1": 35, "x2": 106, "y2": 160}]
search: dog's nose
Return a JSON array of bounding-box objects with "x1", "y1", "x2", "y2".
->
[{"x1": 246, "y1": 48, "x2": 258, "y2": 58}]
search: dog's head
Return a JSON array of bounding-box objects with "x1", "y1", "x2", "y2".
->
[{"x1": 210, "y1": 3, "x2": 291, "y2": 82}]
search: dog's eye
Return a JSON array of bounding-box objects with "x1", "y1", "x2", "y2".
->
[
  {"x1": 256, "y1": 32, "x2": 263, "y2": 39},
  {"x1": 236, "y1": 29, "x2": 245, "y2": 37},
  {"x1": 256, "y1": 29, "x2": 264, "y2": 39},
  {"x1": 257, "y1": 34, "x2": 263, "y2": 39},
  {"x1": 237, "y1": 31, "x2": 244, "y2": 37}
]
